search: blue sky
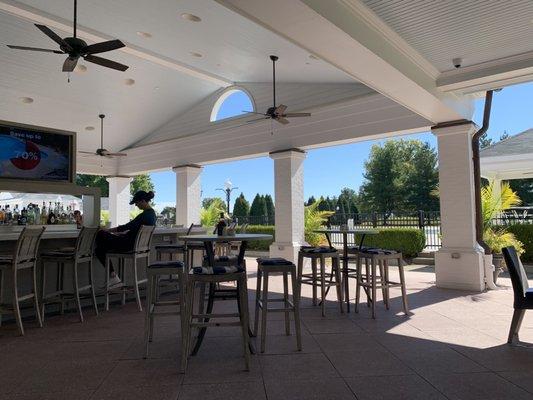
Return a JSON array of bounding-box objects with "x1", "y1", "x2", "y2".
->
[{"x1": 150, "y1": 82, "x2": 533, "y2": 210}]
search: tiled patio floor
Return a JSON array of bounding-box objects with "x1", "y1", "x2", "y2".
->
[{"x1": 2, "y1": 260, "x2": 533, "y2": 400}]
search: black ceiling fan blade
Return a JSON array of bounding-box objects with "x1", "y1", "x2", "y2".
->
[
  {"x1": 83, "y1": 39, "x2": 125, "y2": 55},
  {"x1": 84, "y1": 55, "x2": 128, "y2": 71},
  {"x1": 247, "y1": 116, "x2": 271, "y2": 123},
  {"x1": 62, "y1": 57, "x2": 78, "y2": 72},
  {"x1": 78, "y1": 151, "x2": 97, "y2": 155},
  {"x1": 7, "y1": 45, "x2": 64, "y2": 54},
  {"x1": 242, "y1": 110, "x2": 268, "y2": 116},
  {"x1": 284, "y1": 112, "x2": 312, "y2": 117},
  {"x1": 275, "y1": 117, "x2": 290, "y2": 125},
  {"x1": 34, "y1": 24, "x2": 72, "y2": 52}
]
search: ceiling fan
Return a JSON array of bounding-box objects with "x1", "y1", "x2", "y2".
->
[
  {"x1": 245, "y1": 55, "x2": 311, "y2": 125},
  {"x1": 79, "y1": 115, "x2": 127, "y2": 158},
  {"x1": 6, "y1": 0, "x2": 128, "y2": 72}
]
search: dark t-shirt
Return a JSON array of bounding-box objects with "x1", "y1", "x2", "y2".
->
[{"x1": 116, "y1": 208, "x2": 156, "y2": 242}]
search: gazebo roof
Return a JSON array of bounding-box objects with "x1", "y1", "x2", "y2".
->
[{"x1": 481, "y1": 128, "x2": 533, "y2": 180}]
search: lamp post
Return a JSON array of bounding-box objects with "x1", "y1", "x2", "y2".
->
[{"x1": 216, "y1": 179, "x2": 238, "y2": 215}]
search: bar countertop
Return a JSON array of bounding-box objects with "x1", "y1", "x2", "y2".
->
[{"x1": 0, "y1": 226, "x2": 202, "y2": 241}]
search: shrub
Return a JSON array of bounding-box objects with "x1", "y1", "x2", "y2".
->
[
  {"x1": 245, "y1": 225, "x2": 275, "y2": 251},
  {"x1": 506, "y1": 224, "x2": 533, "y2": 262},
  {"x1": 354, "y1": 228, "x2": 425, "y2": 258}
]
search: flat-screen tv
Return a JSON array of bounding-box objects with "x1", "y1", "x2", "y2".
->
[{"x1": 0, "y1": 121, "x2": 75, "y2": 183}]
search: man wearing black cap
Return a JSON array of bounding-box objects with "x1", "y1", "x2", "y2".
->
[{"x1": 95, "y1": 190, "x2": 156, "y2": 287}]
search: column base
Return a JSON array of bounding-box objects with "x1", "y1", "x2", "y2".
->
[
  {"x1": 435, "y1": 247, "x2": 485, "y2": 292},
  {"x1": 269, "y1": 242, "x2": 302, "y2": 263}
]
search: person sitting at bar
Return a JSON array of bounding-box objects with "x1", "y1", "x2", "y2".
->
[{"x1": 95, "y1": 190, "x2": 156, "y2": 287}]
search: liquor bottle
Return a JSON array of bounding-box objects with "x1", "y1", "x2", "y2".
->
[
  {"x1": 33, "y1": 203, "x2": 40, "y2": 225},
  {"x1": 13, "y1": 204, "x2": 20, "y2": 225},
  {"x1": 5, "y1": 205, "x2": 12, "y2": 225},
  {"x1": 26, "y1": 204, "x2": 34, "y2": 225},
  {"x1": 19, "y1": 207, "x2": 27, "y2": 225},
  {"x1": 40, "y1": 203, "x2": 47, "y2": 225},
  {"x1": 47, "y1": 204, "x2": 56, "y2": 225},
  {"x1": 0, "y1": 206, "x2": 4, "y2": 225},
  {"x1": 216, "y1": 212, "x2": 227, "y2": 236}
]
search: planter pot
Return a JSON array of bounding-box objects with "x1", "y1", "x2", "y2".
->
[{"x1": 492, "y1": 253, "x2": 505, "y2": 285}]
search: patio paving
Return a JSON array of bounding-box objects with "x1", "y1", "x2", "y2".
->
[{"x1": 1, "y1": 259, "x2": 533, "y2": 400}]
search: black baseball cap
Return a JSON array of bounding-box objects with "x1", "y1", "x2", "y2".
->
[{"x1": 130, "y1": 190, "x2": 154, "y2": 205}]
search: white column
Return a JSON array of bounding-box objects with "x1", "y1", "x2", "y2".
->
[
  {"x1": 106, "y1": 176, "x2": 132, "y2": 227},
  {"x1": 269, "y1": 149, "x2": 306, "y2": 262},
  {"x1": 173, "y1": 165, "x2": 202, "y2": 227},
  {"x1": 433, "y1": 123, "x2": 486, "y2": 291}
]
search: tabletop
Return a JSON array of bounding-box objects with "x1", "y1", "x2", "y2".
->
[
  {"x1": 179, "y1": 233, "x2": 273, "y2": 242},
  {"x1": 313, "y1": 228, "x2": 379, "y2": 235}
]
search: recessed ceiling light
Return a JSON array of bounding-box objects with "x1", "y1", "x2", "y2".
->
[
  {"x1": 85, "y1": 126, "x2": 95, "y2": 131},
  {"x1": 154, "y1": 86, "x2": 160, "y2": 90},
  {"x1": 124, "y1": 78, "x2": 135, "y2": 86},
  {"x1": 189, "y1": 51, "x2": 202, "y2": 58},
  {"x1": 136, "y1": 31, "x2": 152, "y2": 38},
  {"x1": 309, "y1": 54, "x2": 319, "y2": 60},
  {"x1": 181, "y1": 13, "x2": 201, "y2": 22},
  {"x1": 20, "y1": 97, "x2": 33, "y2": 104},
  {"x1": 74, "y1": 64, "x2": 87, "y2": 73}
]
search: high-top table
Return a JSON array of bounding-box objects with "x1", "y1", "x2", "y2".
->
[
  {"x1": 313, "y1": 228, "x2": 379, "y2": 312},
  {"x1": 180, "y1": 233, "x2": 273, "y2": 354}
]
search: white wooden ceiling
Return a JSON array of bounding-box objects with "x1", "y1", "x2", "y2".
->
[
  {"x1": 363, "y1": 0, "x2": 533, "y2": 73},
  {"x1": 0, "y1": 0, "x2": 356, "y2": 155}
]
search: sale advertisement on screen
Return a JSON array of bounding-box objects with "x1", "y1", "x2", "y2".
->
[{"x1": 0, "y1": 125, "x2": 71, "y2": 181}]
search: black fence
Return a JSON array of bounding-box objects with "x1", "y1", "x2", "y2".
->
[
  {"x1": 234, "y1": 215, "x2": 275, "y2": 226},
  {"x1": 491, "y1": 208, "x2": 533, "y2": 226}
]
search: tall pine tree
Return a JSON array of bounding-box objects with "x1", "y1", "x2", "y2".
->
[
  {"x1": 232, "y1": 193, "x2": 250, "y2": 219},
  {"x1": 264, "y1": 194, "x2": 275, "y2": 224},
  {"x1": 249, "y1": 194, "x2": 268, "y2": 224}
]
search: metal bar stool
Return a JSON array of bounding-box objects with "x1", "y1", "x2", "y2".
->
[
  {"x1": 41, "y1": 226, "x2": 99, "y2": 322},
  {"x1": 105, "y1": 225, "x2": 155, "y2": 312},
  {"x1": 297, "y1": 246, "x2": 343, "y2": 317},
  {"x1": 254, "y1": 257, "x2": 302, "y2": 353},
  {"x1": 182, "y1": 267, "x2": 250, "y2": 372},
  {"x1": 144, "y1": 260, "x2": 186, "y2": 364},
  {"x1": 0, "y1": 226, "x2": 45, "y2": 335},
  {"x1": 355, "y1": 248, "x2": 409, "y2": 318}
]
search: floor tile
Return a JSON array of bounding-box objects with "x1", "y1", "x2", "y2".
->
[
  {"x1": 179, "y1": 381, "x2": 266, "y2": 400},
  {"x1": 259, "y1": 353, "x2": 339, "y2": 380},
  {"x1": 326, "y1": 349, "x2": 414, "y2": 377},
  {"x1": 264, "y1": 377, "x2": 356, "y2": 400}
]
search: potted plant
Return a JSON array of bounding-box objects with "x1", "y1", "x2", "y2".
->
[
  {"x1": 481, "y1": 181, "x2": 524, "y2": 284},
  {"x1": 304, "y1": 200, "x2": 334, "y2": 247}
]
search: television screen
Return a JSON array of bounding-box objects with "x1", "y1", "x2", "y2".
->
[{"x1": 0, "y1": 123, "x2": 73, "y2": 182}]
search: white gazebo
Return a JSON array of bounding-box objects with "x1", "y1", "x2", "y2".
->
[
  {"x1": 481, "y1": 129, "x2": 533, "y2": 197},
  {"x1": 2, "y1": 0, "x2": 533, "y2": 292}
]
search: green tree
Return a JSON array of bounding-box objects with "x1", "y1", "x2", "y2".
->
[
  {"x1": 161, "y1": 206, "x2": 175, "y2": 220},
  {"x1": 264, "y1": 194, "x2": 275, "y2": 222},
  {"x1": 317, "y1": 196, "x2": 330, "y2": 212},
  {"x1": 358, "y1": 139, "x2": 439, "y2": 212},
  {"x1": 508, "y1": 179, "x2": 533, "y2": 206},
  {"x1": 76, "y1": 174, "x2": 109, "y2": 196},
  {"x1": 249, "y1": 194, "x2": 268, "y2": 223},
  {"x1": 232, "y1": 193, "x2": 250, "y2": 219},
  {"x1": 305, "y1": 196, "x2": 316, "y2": 206},
  {"x1": 479, "y1": 131, "x2": 493, "y2": 149},
  {"x1": 130, "y1": 174, "x2": 154, "y2": 195}
]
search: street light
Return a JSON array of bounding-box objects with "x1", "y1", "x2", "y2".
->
[{"x1": 216, "y1": 179, "x2": 238, "y2": 215}]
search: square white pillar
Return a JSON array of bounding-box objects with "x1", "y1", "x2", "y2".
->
[
  {"x1": 433, "y1": 123, "x2": 485, "y2": 291},
  {"x1": 269, "y1": 149, "x2": 306, "y2": 263},
  {"x1": 173, "y1": 165, "x2": 202, "y2": 227},
  {"x1": 106, "y1": 176, "x2": 132, "y2": 227}
]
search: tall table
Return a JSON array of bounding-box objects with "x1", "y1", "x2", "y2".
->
[
  {"x1": 313, "y1": 229, "x2": 379, "y2": 312},
  {"x1": 180, "y1": 233, "x2": 273, "y2": 354}
]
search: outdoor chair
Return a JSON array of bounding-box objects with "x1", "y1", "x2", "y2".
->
[
  {"x1": 182, "y1": 265, "x2": 250, "y2": 372},
  {"x1": 254, "y1": 257, "x2": 302, "y2": 353},
  {"x1": 297, "y1": 246, "x2": 343, "y2": 317},
  {"x1": 355, "y1": 248, "x2": 408, "y2": 318},
  {"x1": 144, "y1": 260, "x2": 186, "y2": 363},
  {"x1": 40, "y1": 226, "x2": 99, "y2": 322},
  {"x1": 105, "y1": 225, "x2": 155, "y2": 312},
  {"x1": 0, "y1": 226, "x2": 45, "y2": 335},
  {"x1": 502, "y1": 246, "x2": 533, "y2": 345}
]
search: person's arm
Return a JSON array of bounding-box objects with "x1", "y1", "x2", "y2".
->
[{"x1": 116, "y1": 212, "x2": 143, "y2": 232}]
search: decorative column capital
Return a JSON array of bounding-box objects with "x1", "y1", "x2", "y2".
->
[
  {"x1": 106, "y1": 176, "x2": 133, "y2": 183},
  {"x1": 172, "y1": 164, "x2": 202, "y2": 173},
  {"x1": 269, "y1": 148, "x2": 306, "y2": 160},
  {"x1": 431, "y1": 120, "x2": 477, "y2": 137}
]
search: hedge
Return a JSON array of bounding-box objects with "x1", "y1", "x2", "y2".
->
[
  {"x1": 354, "y1": 228, "x2": 426, "y2": 258},
  {"x1": 245, "y1": 225, "x2": 275, "y2": 251},
  {"x1": 242, "y1": 225, "x2": 425, "y2": 257},
  {"x1": 506, "y1": 224, "x2": 533, "y2": 262}
]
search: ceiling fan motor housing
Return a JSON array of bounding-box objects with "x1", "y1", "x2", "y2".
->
[{"x1": 62, "y1": 37, "x2": 87, "y2": 56}]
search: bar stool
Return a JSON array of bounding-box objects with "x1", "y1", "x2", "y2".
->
[
  {"x1": 41, "y1": 226, "x2": 99, "y2": 322},
  {"x1": 297, "y1": 246, "x2": 343, "y2": 317},
  {"x1": 0, "y1": 226, "x2": 45, "y2": 335},
  {"x1": 355, "y1": 248, "x2": 409, "y2": 318},
  {"x1": 144, "y1": 260, "x2": 186, "y2": 362},
  {"x1": 254, "y1": 257, "x2": 302, "y2": 353},
  {"x1": 182, "y1": 265, "x2": 250, "y2": 372},
  {"x1": 105, "y1": 225, "x2": 155, "y2": 312}
]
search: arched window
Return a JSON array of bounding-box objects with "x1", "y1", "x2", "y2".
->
[{"x1": 210, "y1": 88, "x2": 254, "y2": 122}]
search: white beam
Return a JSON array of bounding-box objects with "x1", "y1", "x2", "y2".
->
[
  {"x1": 107, "y1": 176, "x2": 131, "y2": 227},
  {"x1": 0, "y1": 0, "x2": 232, "y2": 87},
  {"x1": 437, "y1": 51, "x2": 533, "y2": 94},
  {"x1": 216, "y1": 0, "x2": 473, "y2": 123}
]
